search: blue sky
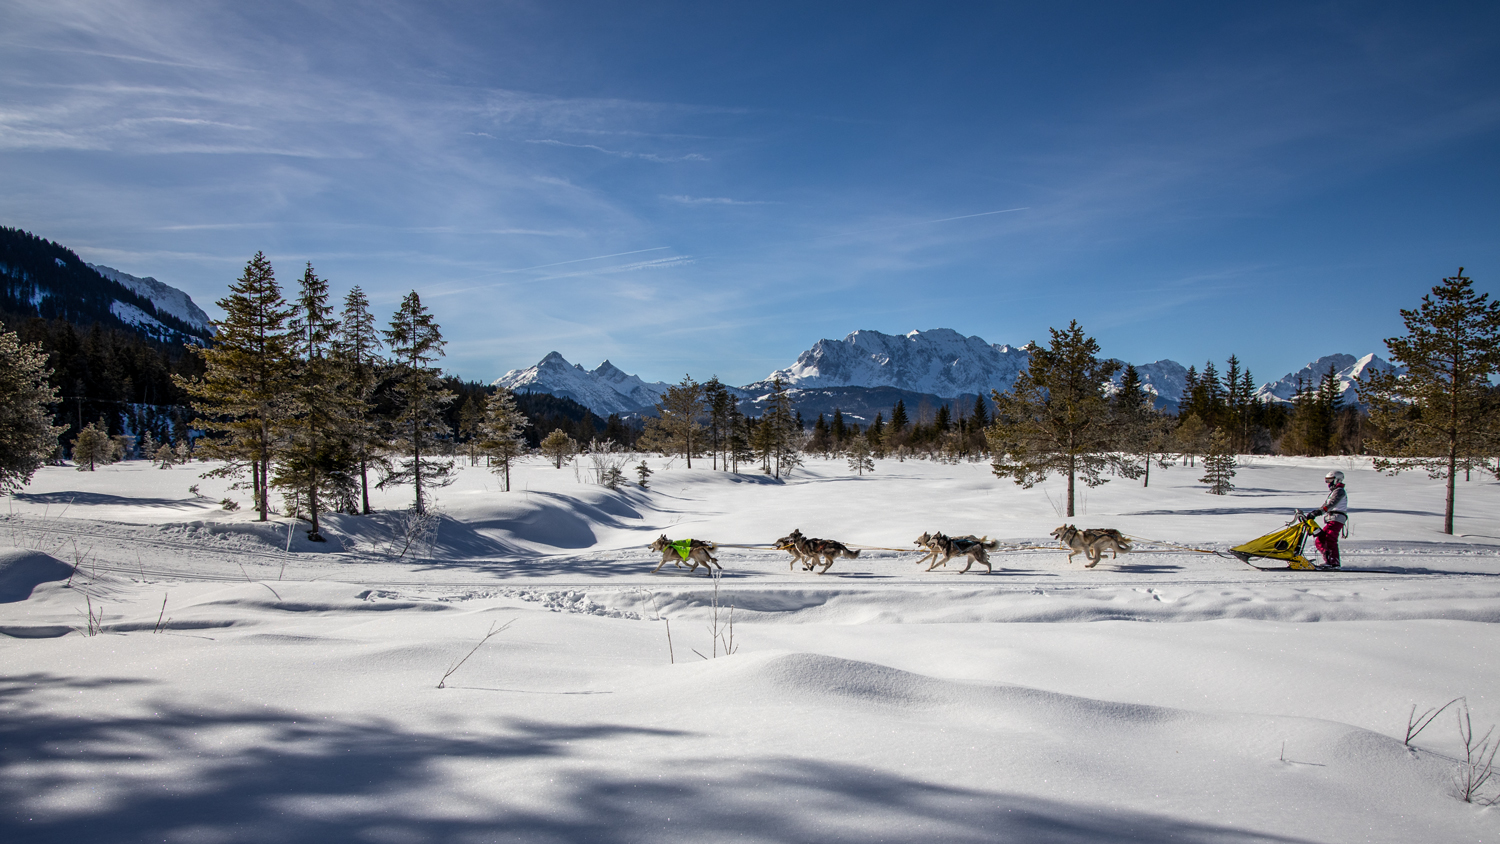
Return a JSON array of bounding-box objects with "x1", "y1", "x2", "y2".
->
[{"x1": 2, "y1": 1, "x2": 1497, "y2": 387}]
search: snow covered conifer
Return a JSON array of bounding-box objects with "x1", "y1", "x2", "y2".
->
[
  {"x1": 1200, "y1": 429, "x2": 1236, "y2": 495},
  {"x1": 380, "y1": 291, "x2": 454, "y2": 514},
  {"x1": 1363, "y1": 268, "x2": 1500, "y2": 534},
  {"x1": 0, "y1": 330, "x2": 64, "y2": 492},
  {"x1": 476, "y1": 386, "x2": 528, "y2": 490}
]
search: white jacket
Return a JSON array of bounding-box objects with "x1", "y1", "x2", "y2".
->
[{"x1": 1315, "y1": 484, "x2": 1348, "y2": 524}]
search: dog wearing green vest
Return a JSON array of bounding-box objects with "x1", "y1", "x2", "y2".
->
[{"x1": 648, "y1": 534, "x2": 720, "y2": 575}]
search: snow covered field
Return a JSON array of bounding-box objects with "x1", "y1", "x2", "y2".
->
[{"x1": 3, "y1": 455, "x2": 1500, "y2": 843}]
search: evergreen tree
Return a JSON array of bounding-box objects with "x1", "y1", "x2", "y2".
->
[
  {"x1": 728, "y1": 410, "x2": 753, "y2": 472},
  {"x1": 1175, "y1": 413, "x2": 1209, "y2": 467},
  {"x1": 830, "y1": 409, "x2": 847, "y2": 451},
  {"x1": 765, "y1": 379, "x2": 801, "y2": 478},
  {"x1": 807, "y1": 413, "x2": 831, "y2": 457},
  {"x1": 1200, "y1": 429, "x2": 1237, "y2": 495},
  {"x1": 457, "y1": 395, "x2": 484, "y2": 465},
  {"x1": 1112, "y1": 364, "x2": 1172, "y2": 485},
  {"x1": 177, "y1": 252, "x2": 294, "y2": 521},
  {"x1": 934, "y1": 404, "x2": 952, "y2": 434},
  {"x1": 541, "y1": 429, "x2": 576, "y2": 468},
  {"x1": 705, "y1": 377, "x2": 733, "y2": 470},
  {"x1": 71, "y1": 419, "x2": 112, "y2": 471},
  {"x1": 890, "y1": 399, "x2": 909, "y2": 434},
  {"x1": 274, "y1": 264, "x2": 356, "y2": 540},
  {"x1": 380, "y1": 291, "x2": 454, "y2": 513},
  {"x1": 476, "y1": 386, "x2": 528, "y2": 491},
  {"x1": 635, "y1": 460, "x2": 652, "y2": 488},
  {"x1": 867, "y1": 412, "x2": 886, "y2": 458},
  {"x1": 987, "y1": 322, "x2": 1124, "y2": 516},
  {"x1": 846, "y1": 438, "x2": 874, "y2": 476},
  {"x1": 0, "y1": 330, "x2": 64, "y2": 492},
  {"x1": 1363, "y1": 268, "x2": 1500, "y2": 534},
  {"x1": 655, "y1": 375, "x2": 706, "y2": 467},
  {"x1": 334, "y1": 286, "x2": 383, "y2": 514}
]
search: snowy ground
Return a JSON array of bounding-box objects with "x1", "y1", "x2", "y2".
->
[{"x1": 3, "y1": 454, "x2": 1499, "y2": 843}]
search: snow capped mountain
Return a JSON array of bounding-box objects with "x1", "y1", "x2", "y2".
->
[
  {"x1": 1109, "y1": 359, "x2": 1190, "y2": 411},
  {"x1": 1255, "y1": 353, "x2": 1402, "y2": 405},
  {"x1": 87, "y1": 263, "x2": 214, "y2": 337},
  {"x1": 760, "y1": 328, "x2": 1031, "y2": 396},
  {"x1": 495, "y1": 329, "x2": 1197, "y2": 418},
  {"x1": 493, "y1": 352, "x2": 675, "y2": 416}
]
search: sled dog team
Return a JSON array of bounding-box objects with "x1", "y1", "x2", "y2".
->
[{"x1": 648, "y1": 523, "x2": 1130, "y2": 576}]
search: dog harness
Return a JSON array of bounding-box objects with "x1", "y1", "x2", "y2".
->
[{"x1": 668, "y1": 539, "x2": 695, "y2": 560}]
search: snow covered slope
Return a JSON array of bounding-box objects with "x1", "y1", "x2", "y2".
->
[
  {"x1": 494, "y1": 352, "x2": 676, "y2": 415},
  {"x1": 87, "y1": 263, "x2": 214, "y2": 337},
  {"x1": 1256, "y1": 353, "x2": 1403, "y2": 405}
]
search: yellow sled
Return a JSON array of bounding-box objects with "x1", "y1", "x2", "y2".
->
[{"x1": 1229, "y1": 511, "x2": 1321, "y2": 570}]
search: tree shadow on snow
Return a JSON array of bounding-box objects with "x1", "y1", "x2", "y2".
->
[
  {"x1": 1, "y1": 673, "x2": 1318, "y2": 844},
  {"x1": 12, "y1": 491, "x2": 201, "y2": 510}
]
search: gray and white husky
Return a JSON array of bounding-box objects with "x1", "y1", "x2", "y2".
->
[
  {"x1": 775, "y1": 528, "x2": 859, "y2": 574},
  {"x1": 648, "y1": 534, "x2": 720, "y2": 575},
  {"x1": 913, "y1": 532, "x2": 1000, "y2": 573},
  {"x1": 1050, "y1": 525, "x2": 1131, "y2": 568}
]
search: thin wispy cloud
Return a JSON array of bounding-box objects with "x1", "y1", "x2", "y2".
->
[
  {"x1": 525, "y1": 138, "x2": 708, "y2": 163},
  {"x1": 662, "y1": 195, "x2": 774, "y2": 205}
]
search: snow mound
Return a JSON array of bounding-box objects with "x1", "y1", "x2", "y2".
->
[{"x1": 0, "y1": 549, "x2": 74, "y2": 603}]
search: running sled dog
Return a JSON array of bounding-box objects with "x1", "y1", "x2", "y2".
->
[
  {"x1": 774, "y1": 528, "x2": 860, "y2": 574},
  {"x1": 649, "y1": 535, "x2": 720, "y2": 575},
  {"x1": 913, "y1": 532, "x2": 1000, "y2": 574},
  {"x1": 1050, "y1": 525, "x2": 1131, "y2": 568}
]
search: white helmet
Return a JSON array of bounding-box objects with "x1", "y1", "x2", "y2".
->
[{"x1": 1325, "y1": 470, "x2": 1344, "y2": 485}]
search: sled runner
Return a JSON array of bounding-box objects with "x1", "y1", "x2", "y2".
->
[{"x1": 1227, "y1": 510, "x2": 1327, "y2": 571}]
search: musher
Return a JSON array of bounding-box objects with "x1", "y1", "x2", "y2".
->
[{"x1": 1307, "y1": 470, "x2": 1348, "y2": 568}]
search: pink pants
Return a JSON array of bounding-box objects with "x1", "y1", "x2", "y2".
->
[{"x1": 1314, "y1": 520, "x2": 1342, "y2": 566}]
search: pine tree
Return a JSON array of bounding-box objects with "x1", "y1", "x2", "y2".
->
[
  {"x1": 476, "y1": 386, "x2": 528, "y2": 490},
  {"x1": 830, "y1": 409, "x2": 847, "y2": 452},
  {"x1": 807, "y1": 413, "x2": 831, "y2": 457},
  {"x1": 705, "y1": 377, "x2": 733, "y2": 470},
  {"x1": 457, "y1": 395, "x2": 484, "y2": 465},
  {"x1": 540, "y1": 429, "x2": 576, "y2": 468},
  {"x1": 177, "y1": 252, "x2": 294, "y2": 520},
  {"x1": 987, "y1": 322, "x2": 1124, "y2": 516},
  {"x1": 274, "y1": 264, "x2": 357, "y2": 539},
  {"x1": 846, "y1": 437, "x2": 875, "y2": 476},
  {"x1": 867, "y1": 412, "x2": 886, "y2": 458},
  {"x1": 656, "y1": 375, "x2": 705, "y2": 467},
  {"x1": 1112, "y1": 364, "x2": 1172, "y2": 485},
  {"x1": 1363, "y1": 268, "x2": 1500, "y2": 534},
  {"x1": 380, "y1": 291, "x2": 454, "y2": 513},
  {"x1": 0, "y1": 330, "x2": 64, "y2": 492},
  {"x1": 1175, "y1": 413, "x2": 1209, "y2": 467},
  {"x1": 890, "y1": 400, "x2": 909, "y2": 434},
  {"x1": 635, "y1": 460, "x2": 652, "y2": 488},
  {"x1": 335, "y1": 286, "x2": 384, "y2": 514},
  {"x1": 765, "y1": 379, "x2": 800, "y2": 478},
  {"x1": 1200, "y1": 429, "x2": 1237, "y2": 495},
  {"x1": 71, "y1": 419, "x2": 112, "y2": 471}
]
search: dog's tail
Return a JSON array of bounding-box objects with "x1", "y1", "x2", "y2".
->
[
  {"x1": 1116, "y1": 539, "x2": 1132, "y2": 552},
  {"x1": 979, "y1": 536, "x2": 999, "y2": 550},
  {"x1": 841, "y1": 545, "x2": 861, "y2": 559}
]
